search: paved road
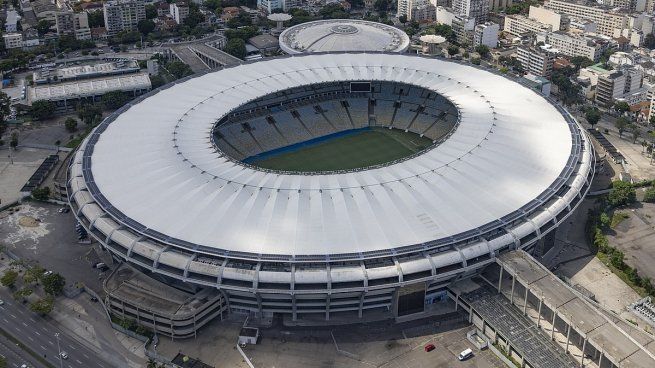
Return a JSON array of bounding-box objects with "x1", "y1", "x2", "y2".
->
[
  {"x1": 0, "y1": 292, "x2": 114, "y2": 368},
  {"x1": 0, "y1": 331, "x2": 46, "y2": 368}
]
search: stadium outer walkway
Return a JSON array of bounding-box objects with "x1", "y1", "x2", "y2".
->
[{"x1": 453, "y1": 250, "x2": 655, "y2": 368}]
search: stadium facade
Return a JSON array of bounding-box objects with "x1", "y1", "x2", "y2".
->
[{"x1": 68, "y1": 53, "x2": 594, "y2": 332}]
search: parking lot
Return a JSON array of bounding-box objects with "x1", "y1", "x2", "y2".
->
[
  {"x1": 0, "y1": 201, "x2": 112, "y2": 293},
  {"x1": 155, "y1": 312, "x2": 504, "y2": 368}
]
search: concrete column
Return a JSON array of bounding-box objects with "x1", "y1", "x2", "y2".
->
[
  {"x1": 498, "y1": 266, "x2": 503, "y2": 293},
  {"x1": 551, "y1": 310, "x2": 557, "y2": 340},
  {"x1": 511, "y1": 276, "x2": 516, "y2": 304},
  {"x1": 455, "y1": 293, "x2": 459, "y2": 311},
  {"x1": 598, "y1": 351, "x2": 603, "y2": 368},
  {"x1": 523, "y1": 287, "x2": 528, "y2": 315},
  {"x1": 537, "y1": 298, "x2": 543, "y2": 328},
  {"x1": 580, "y1": 338, "x2": 587, "y2": 368},
  {"x1": 565, "y1": 324, "x2": 571, "y2": 353}
]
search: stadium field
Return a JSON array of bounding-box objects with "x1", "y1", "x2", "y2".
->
[{"x1": 245, "y1": 127, "x2": 433, "y2": 172}]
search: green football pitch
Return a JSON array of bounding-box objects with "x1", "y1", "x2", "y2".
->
[{"x1": 249, "y1": 128, "x2": 433, "y2": 172}]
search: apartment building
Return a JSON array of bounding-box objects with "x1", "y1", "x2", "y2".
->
[
  {"x1": 2, "y1": 33, "x2": 23, "y2": 49},
  {"x1": 489, "y1": 0, "x2": 512, "y2": 12},
  {"x1": 503, "y1": 14, "x2": 552, "y2": 37},
  {"x1": 103, "y1": 0, "x2": 146, "y2": 36},
  {"x1": 596, "y1": 70, "x2": 626, "y2": 106},
  {"x1": 452, "y1": 0, "x2": 488, "y2": 24},
  {"x1": 55, "y1": 11, "x2": 91, "y2": 40},
  {"x1": 544, "y1": 0, "x2": 627, "y2": 37},
  {"x1": 546, "y1": 32, "x2": 611, "y2": 62},
  {"x1": 170, "y1": 2, "x2": 189, "y2": 24},
  {"x1": 516, "y1": 46, "x2": 557, "y2": 78},
  {"x1": 410, "y1": 1, "x2": 437, "y2": 23},
  {"x1": 452, "y1": 15, "x2": 476, "y2": 44},
  {"x1": 528, "y1": 6, "x2": 566, "y2": 31},
  {"x1": 473, "y1": 22, "x2": 499, "y2": 48}
]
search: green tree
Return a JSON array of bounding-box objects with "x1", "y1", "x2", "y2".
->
[
  {"x1": 614, "y1": 101, "x2": 630, "y2": 114},
  {"x1": 431, "y1": 24, "x2": 455, "y2": 43},
  {"x1": 0, "y1": 91, "x2": 10, "y2": 139},
  {"x1": 36, "y1": 19, "x2": 53, "y2": 35},
  {"x1": 101, "y1": 91, "x2": 131, "y2": 110},
  {"x1": 0, "y1": 270, "x2": 18, "y2": 288},
  {"x1": 447, "y1": 45, "x2": 459, "y2": 56},
  {"x1": 88, "y1": 11, "x2": 105, "y2": 28},
  {"x1": 608, "y1": 180, "x2": 636, "y2": 207},
  {"x1": 374, "y1": 0, "x2": 388, "y2": 12},
  {"x1": 31, "y1": 187, "x2": 50, "y2": 201},
  {"x1": 145, "y1": 4, "x2": 157, "y2": 19},
  {"x1": 30, "y1": 100, "x2": 56, "y2": 120},
  {"x1": 13, "y1": 287, "x2": 33, "y2": 301},
  {"x1": 615, "y1": 117, "x2": 629, "y2": 137},
  {"x1": 585, "y1": 107, "x2": 601, "y2": 127},
  {"x1": 631, "y1": 125, "x2": 641, "y2": 144},
  {"x1": 570, "y1": 56, "x2": 593, "y2": 71},
  {"x1": 137, "y1": 19, "x2": 156, "y2": 35},
  {"x1": 9, "y1": 131, "x2": 18, "y2": 149},
  {"x1": 644, "y1": 187, "x2": 655, "y2": 202},
  {"x1": 30, "y1": 297, "x2": 54, "y2": 316},
  {"x1": 77, "y1": 103, "x2": 103, "y2": 125},
  {"x1": 42, "y1": 273, "x2": 65, "y2": 296},
  {"x1": 64, "y1": 117, "x2": 78, "y2": 132},
  {"x1": 23, "y1": 266, "x2": 45, "y2": 285},
  {"x1": 0, "y1": 355, "x2": 6, "y2": 368},
  {"x1": 474, "y1": 44, "x2": 490, "y2": 58},
  {"x1": 224, "y1": 38, "x2": 246, "y2": 59},
  {"x1": 166, "y1": 61, "x2": 193, "y2": 79},
  {"x1": 649, "y1": 114, "x2": 655, "y2": 126},
  {"x1": 398, "y1": 15, "x2": 407, "y2": 24}
]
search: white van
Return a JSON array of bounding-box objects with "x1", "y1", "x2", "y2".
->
[{"x1": 458, "y1": 348, "x2": 473, "y2": 361}]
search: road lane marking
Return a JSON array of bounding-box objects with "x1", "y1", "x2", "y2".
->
[
  {"x1": 75, "y1": 359, "x2": 82, "y2": 364},
  {"x1": 9, "y1": 314, "x2": 16, "y2": 319},
  {"x1": 1, "y1": 318, "x2": 7, "y2": 323},
  {"x1": 40, "y1": 345, "x2": 46, "y2": 350},
  {"x1": 21, "y1": 322, "x2": 27, "y2": 327},
  {"x1": 68, "y1": 345, "x2": 76, "y2": 350},
  {"x1": 83, "y1": 353, "x2": 89, "y2": 359},
  {"x1": 48, "y1": 341, "x2": 54, "y2": 346},
  {"x1": 34, "y1": 331, "x2": 40, "y2": 336},
  {"x1": 27, "y1": 336, "x2": 33, "y2": 342}
]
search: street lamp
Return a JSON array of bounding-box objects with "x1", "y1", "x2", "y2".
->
[{"x1": 54, "y1": 333, "x2": 63, "y2": 368}]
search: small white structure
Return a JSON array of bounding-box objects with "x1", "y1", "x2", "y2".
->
[
  {"x1": 238, "y1": 327, "x2": 259, "y2": 345},
  {"x1": 268, "y1": 13, "x2": 292, "y2": 32},
  {"x1": 419, "y1": 34, "x2": 446, "y2": 55}
]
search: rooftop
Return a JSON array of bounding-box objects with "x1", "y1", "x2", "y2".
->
[{"x1": 279, "y1": 19, "x2": 410, "y2": 54}]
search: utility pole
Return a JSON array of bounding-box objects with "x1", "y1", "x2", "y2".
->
[{"x1": 54, "y1": 332, "x2": 63, "y2": 368}]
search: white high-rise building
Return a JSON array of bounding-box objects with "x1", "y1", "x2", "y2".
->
[
  {"x1": 452, "y1": 0, "x2": 488, "y2": 24},
  {"x1": 473, "y1": 22, "x2": 498, "y2": 48},
  {"x1": 103, "y1": 0, "x2": 146, "y2": 36}
]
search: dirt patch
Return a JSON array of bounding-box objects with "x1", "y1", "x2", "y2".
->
[{"x1": 18, "y1": 216, "x2": 41, "y2": 227}]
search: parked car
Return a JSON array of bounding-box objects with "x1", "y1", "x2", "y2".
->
[
  {"x1": 59, "y1": 351, "x2": 68, "y2": 359},
  {"x1": 0, "y1": 299, "x2": 4, "y2": 305},
  {"x1": 458, "y1": 348, "x2": 473, "y2": 361},
  {"x1": 424, "y1": 343, "x2": 435, "y2": 352}
]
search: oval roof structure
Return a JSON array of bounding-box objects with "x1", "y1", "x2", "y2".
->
[
  {"x1": 279, "y1": 19, "x2": 410, "y2": 54},
  {"x1": 77, "y1": 53, "x2": 589, "y2": 259}
]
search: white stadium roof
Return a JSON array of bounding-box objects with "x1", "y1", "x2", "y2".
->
[
  {"x1": 29, "y1": 72, "x2": 151, "y2": 102},
  {"x1": 82, "y1": 53, "x2": 583, "y2": 258},
  {"x1": 279, "y1": 20, "x2": 410, "y2": 54}
]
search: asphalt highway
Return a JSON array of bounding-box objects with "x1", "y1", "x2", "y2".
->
[{"x1": 0, "y1": 291, "x2": 113, "y2": 368}]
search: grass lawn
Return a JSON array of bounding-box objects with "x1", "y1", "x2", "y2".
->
[{"x1": 249, "y1": 127, "x2": 433, "y2": 172}]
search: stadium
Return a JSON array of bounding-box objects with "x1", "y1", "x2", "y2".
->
[{"x1": 67, "y1": 52, "x2": 594, "y2": 332}]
